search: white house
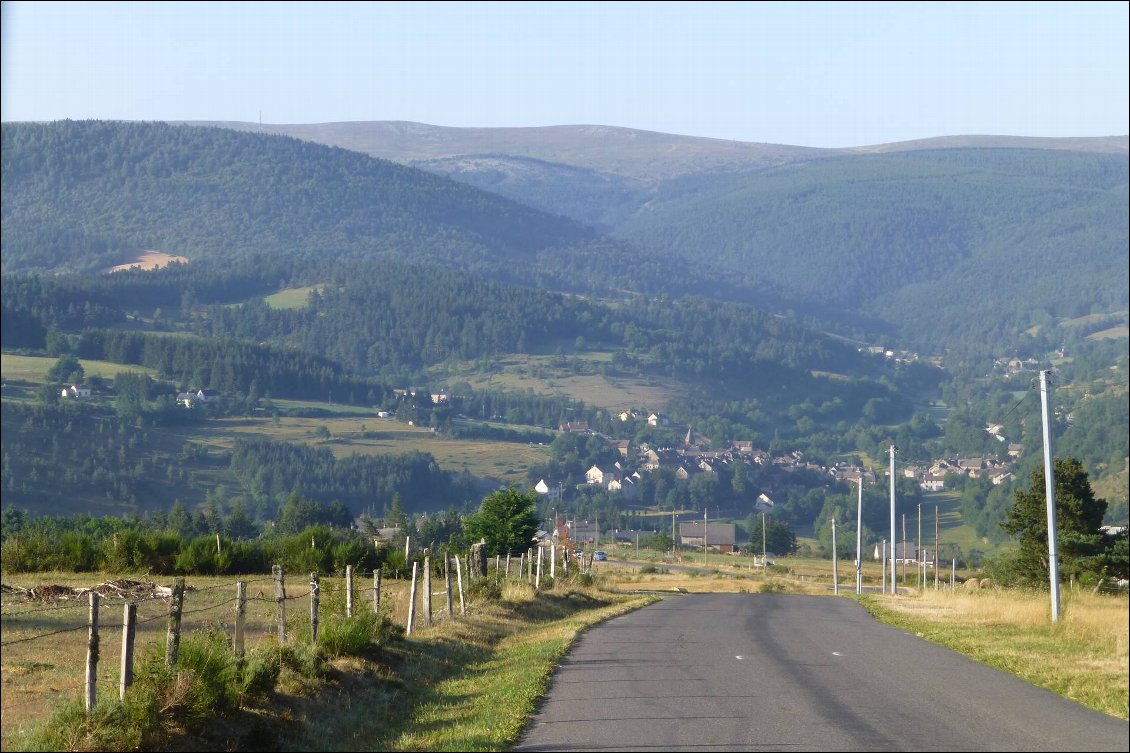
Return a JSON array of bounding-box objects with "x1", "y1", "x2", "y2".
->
[
  {"x1": 61, "y1": 384, "x2": 91, "y2": 399},
  {"x1": 534, "y1": 479, "x2": 562, "y2": 500}
]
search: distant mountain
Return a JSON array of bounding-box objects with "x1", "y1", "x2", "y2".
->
[
  {"x1": 194, "y1": 121, "x2": 1126, "y2": 354},
  {"x1": 613, "y1": 148, "x2": 1129, "y2": 353},
  {"x1": 183, "y1": 120, "x2": 828, "y2": 181},
  {"x1": 0, "y1": 120, "x2": 596, "y2": 275}
]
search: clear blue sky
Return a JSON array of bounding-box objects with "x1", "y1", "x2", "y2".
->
[{"x1": 2, "y1": 1, "x2": 1127, "y2": 148}]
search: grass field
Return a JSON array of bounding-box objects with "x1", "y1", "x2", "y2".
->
[
  {"x1": 434, "y1": 351, "x2": 682, "y2": 411},
  {"x1": 263, "y1": 285, "x2": 325, "y2": 310},
  {"x1": 0, "y1": 354, "x2": 156, "y2": 382},
  {"x1": 167, "y1": 414, "x2": 551, "y2": 486}
]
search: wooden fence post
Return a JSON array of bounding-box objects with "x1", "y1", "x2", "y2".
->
[
  {"x1": 505, "y1": 553, "x2": 511, "y2": 578},
  {"x1": 495, "y1": 554, "x2": 500, "y2": 574},
  {"x1": 535, "y1": 546, "x2": 543, "y2": 590},
  {"x1": 423, "y1": 555, "x2": 432, "y2": 627},
  {"x1": 273, "y1": 565, "x2": 287, "y2": 644},
  {"x1": 445, "y1": 555, "x2": 454, "y2": 618},
  {"x1": 85, "y1": 592, "x2": 99, "y2": 713},
  {"x1": 563, "y1": 547, "x2": 570, "y2": 577},
  {"x1": 234, "y1": 581, "x2": 246, "y2": 658},
  {"x1": 454, "y1": 555, "x2": 466, "y2": 615},
  {"x1": 407, "y1": 562, "x2": 418, "y2": 635},
  {"x1": 166, "y1": 576, "x2": 185, "y2": 667},
  {"x1": 373, "y1": 569, "x2": 382, "y2": 613},
  {"x1": 310, "y1": 572, "x2": 320, "y2": 645},
  {"x1": 345, "y1": 565, "x2": 354, "y2": 618},
  {"x1": 528, "y1": 549, "x2": 535, "y2": 583},
  {"x1": 119, "y1": 601, "x2": 136, "y2": 701},
  {"x1": 550, "y1": 544, "x2": 556, "y2": 579}
]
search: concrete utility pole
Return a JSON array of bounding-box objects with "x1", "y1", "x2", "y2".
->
[
  {"x1": 881, "y1": 539, "x2": 887, "y2": 592},
  {"x1": 889, "y1": 445, "x2": 897, "y2": 594},
  {"x1": 902, "y1": 513, "x2": 907, "y2": 585},
  {"x1": 917, "y1": 503, "x2": 922, "y2": 588},
  {"x1": 762, "y1": 511, "x2": 767, "y2": 574},
  {"x1": 672, "y1": 509, "x2": 676, "y2": 558},
  {"x1": 703, "y1": 507, "x2": 708, "y2": 565},
  {"x1": 855, "y1": 478, "x2": 864, "y2": 594},
  {"x1": 934, "y1": 505, "x2": 940, "y2": 589},
  {"x1": 1039, "y1": 370, "x2": 1062, "y2": 622},
  {"x1": 832, "y1": 517, "x2": 839, "y2": 595}
]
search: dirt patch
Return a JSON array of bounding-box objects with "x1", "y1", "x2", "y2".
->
[{"x1": 106, "y1": 249, "x2": 189, "y2": 273}]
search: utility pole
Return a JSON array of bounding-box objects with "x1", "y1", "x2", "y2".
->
[
  {"x1": 672, "y1": 509, "x2": 676, "y2": 559},
  {"x1": 1039, "y1": 370, "x2": 1062, "y2": 622},
  {"x1": 832, "y1": 517, "x2": 839, "y2": 595},
  {"x1": 855, "y1": 478, "x2": 863, "y2": 594},
  {"x1": 703, "y1": 507, "x2": 708, "y2": 565},
  {"x1": 762, "y1": 511, "x2": 767, "y2": 574},
  {"x1": 917, "y1": 503, "x2": 922, "y2": 588},
  {"x1": 889, "y1": 445, "x2": 897, "y2": 594},
  {"x1": 901, "y1": 513, "x2": 907, "y2": 585},
  {"x1": 881, "y1": 539, "x2": 887, "y2": 592},
  {"x1": 934, "y1": 505, "x2": 940, "y2": 589}
]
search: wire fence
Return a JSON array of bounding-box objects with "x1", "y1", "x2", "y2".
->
[{"x1": 0, "y1": 544, "x2": 593, "y2": 745}]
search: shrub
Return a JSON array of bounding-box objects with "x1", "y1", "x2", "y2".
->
[
  {"x1": 638, "y1": 564, "x2": 659, "y2": 574},
  {"x1": 167, "y1": 627, "x2": 240, "y2": 719},
  {"x1": 467, "y1": 574, "x2": 503, "y2": 601},
  {"x1": 572, "y1": 572, "x2": 595, "y2": 588},
  {"x1": 238, "y1": 642, "x2": 283, "y2": 700},
  {"x1": 318, "y1": 611, "x2": 387, "y2": 657}
]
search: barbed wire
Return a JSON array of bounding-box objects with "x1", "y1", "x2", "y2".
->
[
  {"x1": 0, "y1": 600, "x2": 95, "y2": 615},
  {"x1": 180, "y1": 596, "x2": 238, "y2": 616},
  {"x1": 0, "y1": 622, "x2": 91, "y2": 646}
]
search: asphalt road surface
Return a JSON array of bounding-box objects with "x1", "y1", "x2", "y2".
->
[{"x1": 514, "y1": 593, "x2": 1129, "y2": 751}]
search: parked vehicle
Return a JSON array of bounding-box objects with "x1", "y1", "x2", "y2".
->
[{"x1": 593, "y1": 550, "x2": 608, "y2": 561}]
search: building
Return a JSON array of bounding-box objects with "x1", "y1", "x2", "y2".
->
[
  {"x1": 678, "y1": 521, "x2": 737, "y2": 552},
  {"x1": 568, "y1": 520, "x2": 599, "y2": 545}
]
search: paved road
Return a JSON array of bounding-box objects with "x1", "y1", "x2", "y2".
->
[{"x1": 514, "y1": 593, "x2": 1128, "y2": 751}]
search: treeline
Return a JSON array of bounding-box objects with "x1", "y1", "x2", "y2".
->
[
  {"x1": 229, "y1": 439, "x2": 477, "y2": 519},
  {"x1": 193, "y1": 262, "x2": 871, "y2": 382},
  {"x1": 0, "y1": 511, "x2": 384, "y2": 576},
  {"x1": 71, "y1": 329, "x2": 391, "y2": 405},
  {"x1": 0, "y1": 401, "x2": 476, "y2": 521},
  {"x1": 0, "y1": 400, "x2": 198, "y2": 513}
]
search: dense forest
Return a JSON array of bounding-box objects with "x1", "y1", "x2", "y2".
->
[{"x1": 613, "y1": 149, "x2": 1129, "y2": 356}]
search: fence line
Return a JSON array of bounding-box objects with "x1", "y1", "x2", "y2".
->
[{"x1": 2, "y1": 555, "x2": 568, "y2": 723}]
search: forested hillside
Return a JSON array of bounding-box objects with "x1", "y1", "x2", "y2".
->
[
  {"x1": 0, "y1": 120, "x2": 594, "y2": 274},
  {"x1": 614, "y1": 149, "x2": 1129, "y2": 356}
]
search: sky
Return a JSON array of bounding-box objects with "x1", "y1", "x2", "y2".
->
[{"x1": 2, "y1": 1, "x2": 1127, "y2": 148}]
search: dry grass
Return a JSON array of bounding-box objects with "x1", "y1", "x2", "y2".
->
[
  {"x1": 0, "y1": 570, "x2": 422, "y2": 750},
  {"x1": 177, "y1": 414, "x2": 551, "y2": 485},
  {"x1": 437, "y1": 352, "x2": 682, "y2": 410},
  {"x1": 861, "y1": 586, "x2": 1129, "y2": 719}
]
